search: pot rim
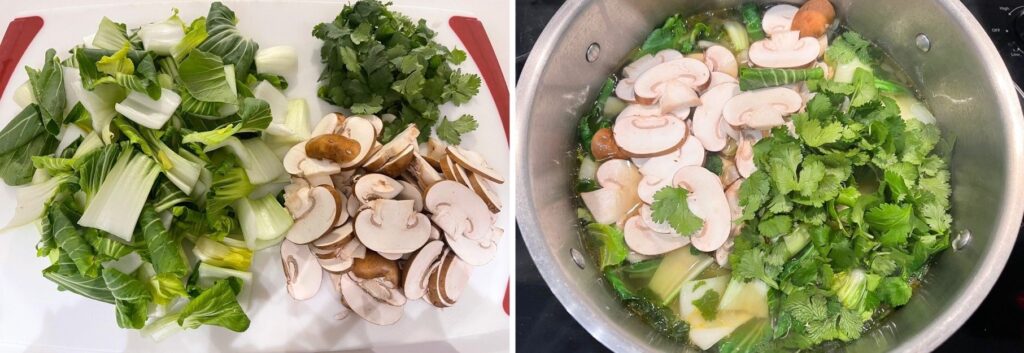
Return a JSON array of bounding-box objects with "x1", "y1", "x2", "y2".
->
[{"x1": 515, "y1": 0, "x2": 1024, "y2": 352}]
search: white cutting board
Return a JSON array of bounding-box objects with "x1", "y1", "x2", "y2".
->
[{"x1": 0, "y1": 1, "x2": 511, "y2": 352}]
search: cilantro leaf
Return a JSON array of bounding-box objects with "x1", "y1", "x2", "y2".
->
[
  {"x1": 794, "y1": 113, "x2": 844, "y2": 147},
  {"x1": 443, "y1": 70, "x2": 481, "y2": 106},
  {"x1": 692, "y1": 289, "x2": 721, "y2": 321},
  {"x1": 651, "y1": 187, "x2": 704, "y2": 236},
  {"x1": 436, "y1": 114, "x2": 479, "y2": 145}
]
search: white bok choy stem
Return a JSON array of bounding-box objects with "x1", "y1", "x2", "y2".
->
[
  {"x1": 1, "y1": 174, "x2": 76, "y2": 231},
  {"x1": 115, "y1": 89, "x2": 181, "y2": 130},
  {"x1": 232, "y1": 194, "x2": 293, "y2": 249},
  {"x1": 255, "y1": 46, "x2": 297, "y2": 77},
  {"x1": 78, "y1": 150, "x2": 161, "y2": 241}
]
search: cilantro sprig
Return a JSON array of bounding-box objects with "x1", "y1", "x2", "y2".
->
[{"x1": 313, "y1": 0, "x2": 481, "y2": 144}]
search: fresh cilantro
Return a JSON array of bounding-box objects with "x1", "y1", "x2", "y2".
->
[
  {"x1": 650, "y1": 187, "x2": 704, "y2": 236},
  {"x1": 793, "y1": 113, "x2": 844, "y2": 147},
  {"x1": 692, "y1": 289, "x2": 721, "y2": 321},
  {"x1": 436, "y1": 114, "x2": 479, "y2": 145}
]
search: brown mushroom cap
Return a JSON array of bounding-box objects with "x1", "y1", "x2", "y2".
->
[
  {"x1": 375, "y1": 145, "x2": 416, "y2": 177},
  {"x1": 306, "y1": 134, "x2": 361, "y2": 165},
  {"x1": 364, "y1": 124, "x2": 419, "y2": 171},
  {"x1": 351, "y1": 251, "x2": 401, "y2": 285},
  {"x1": 285, "y1": 185, "x2": 342, "y2": 244},
  {"x1": 280, "y1": 240, "x2": 323, "y2": 300},
  {"x1": 337, "y1": 117, "x2": 378, "y2": 170},
  {"x1": 591, "y1": 127, "x2": 629, "y2": 161},
  {"x1": 354, "y1": 199, "x2": 431, "y2": 254},
  {"x1": 426, "y1": 249, "x2": 472, "y2": 308},
  {"x1": 446, "y1": 146, "x2": 504, "y2": 184}
]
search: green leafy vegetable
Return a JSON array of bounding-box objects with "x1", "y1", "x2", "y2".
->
[
  {"x1": 692, "y1": 289, "x2": 721, "y2": 321},
  {"x1": 436, "y1": 114, "x2": 479, "y2": 145},
  {"x1": 198, "y1": 2, "x2": 259, "y2": 77},
  {"x1": 739, "y1": 67, "x2": 824, "y2": 91},
  {"x1": 102, "y1": 267, "x2": 153, "y2": 329},
  {"x1": 178, "y1": 50, "x2": 237, "y2": 104},
  {"x1": 140, "y1": 206, "x2": 189, "y2": 276},
  {"x1": 650, "y1": 187, "x2": 703, "y2": 236},
  {"x1": 740, "y1": 3, "x2": 766, "y2": 41},
  {"x1": 177, "y1": 278, "x2": 250, "y2": 332},
  {"x1": 585, "y1": 223, "x2": 628, "y2": 270}
]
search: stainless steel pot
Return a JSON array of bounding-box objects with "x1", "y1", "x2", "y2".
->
[{"x1": 515, "y1": 0, "x2": 1024, "y2": 351}]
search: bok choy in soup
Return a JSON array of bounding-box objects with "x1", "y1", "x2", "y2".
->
[{"x1": 574, "y1": 0, "x2": 953, "y2": 351}]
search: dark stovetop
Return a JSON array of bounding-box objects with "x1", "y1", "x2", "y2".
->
[{"x1": 515, "y1": 0, "x2": 1024, "y2": 351}]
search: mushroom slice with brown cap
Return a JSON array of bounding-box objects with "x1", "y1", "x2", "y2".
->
[
  {"x1": 378, "y1": 252, "x2": 403, "y2": 261},
  {"x1": 346, "y1": 193, "x2": 361, "y2": 219},
  {"x1": 280, "y1": 240, "x2": 323, "y2": 300},
  {"x1": 623, "y1": 216, "x2": 691, "y2": 256},
  {"x1": 361, "y1": 115, "x2": 384, "y2": 136},
  {"x1": 305, "y1": 173, "x2": 333, "y2": 188},
  {"x1": 761, "y1": 4, "x2": 799, "y2": 36},
  {"x1": 299, "y1": 158, "x2": 342, "y2": 178},
  {"x1": 429, "y1": 223, "x2": 442, "y2": 241},
  {"x1": 748, "y1": 30, "x2": 821, "y2": 68},
  {"x1": 395, "y1": 180, "x2": 424, "y2": 212},
  {"x1": 704, "y1": 46, "x2": 738, "y2": 78},
  {"x1": 446, "y1": 146, "x2": 505, "y2": 184},
  {"x1": 306, "y1": 134, "x2": 362, "y2": 165},
  {"x1": 693, "y1": 82, "x2": 740, "y2": 152},
  {"x1": 468, "y1": 172, "x2": 502, "y2": 213},
  {"x1": 426, "y1": 249, "x2": 472, "y2": 308},
  {"x1": 338, "y1": 273, "x2": 403, "y2": 325},
  {"x1": 613, "y1": 107, "x2": 689, "y2": 157},
  {"x1": 333, "y1": 193, "x2": 350, "y2": 227},
  {"x1": 286, "y1": 186, "x2": 342, "y2": 244},
  {"x1": 364, "y1": 124, "x2": 419, "y2": 171},
  {"x1": 354, "y1": 173, "x2": 403, "y2": 203},
  {"x1": 423, "y1": 137, "x2": 448, "y2": 168},
  {"x1": 313, "y1": 223, "x2": 353, "y2": 250},
  {"x1": 403, "y1": 240, "x2": 444, "y2": 300},
  {"x1": 723, "y1": 87, "x2": 802, "y2": 129},
  {"x1": 351, "y1": 251, "x2": 401, "y2": 285},
  {"x1": 580, "y1": 160, "x2": 642, "y2": 223},
  {"x1": 425, "y1": 181, "x2": 503, "y2": 266},
  {"x1": 633, "y1": 58, "x2": 711, "y2": 105},
  {"x1": 354, "y1": 199, "x2": 431, "y2": 254},
  {"x1": 312, "y1": 113, "x2": 346, "y2": 136},
  {"x1": 375, "y1": 145, "x2": 416, "y2": 177},
  {"x1": 284, "y1": 177, "x2": 313, "y2": 219},
  {"x1": 672, "y1": 166, "x2": 731, "y2": 252},
  {"x1": 409, "y1": 153, "x2": 444, "y2": 192},
  {"x1": 337, "y1": 118, "x2": 378, "y2": 170}
]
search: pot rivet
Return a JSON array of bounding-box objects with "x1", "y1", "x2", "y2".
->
[
  {"x1": 952, "y1": 229, "x2": 972, "y2": 251},
  {"x1": 915, "y1": 33, "x2": 931, "y2": 52},
  {"x1": 586, "y1": 43, "x2": 601, "y2": 62},
  {"x1": 570, "y1": 248, "x2": 586, "y2": 269}
]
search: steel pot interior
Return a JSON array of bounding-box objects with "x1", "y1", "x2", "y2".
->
[{"x1": 515, "y1": 0, "x2": 1024, "y2": 352}]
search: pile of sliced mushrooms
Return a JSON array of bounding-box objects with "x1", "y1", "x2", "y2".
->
[
  {"x1": 585, "y1": 3, "x2": 827, "y2": 266},
  {"x1": 279, "y1": 113, "x2": 504, "y2": 325}
]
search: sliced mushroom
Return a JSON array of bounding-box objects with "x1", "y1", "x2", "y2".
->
[
  {"x1": 640, "y1": 204, "x2": 676, "y2": 235},
  {"x1": 467, "y1": 172, "x2": 502, "y2": 213},
  {"x1": 354, "y1": 199, "x2": 431, "y2": 254},
  {"x1": 693, "y1": 82, "x2": 740, "y2": 152},
  {"x1": 704, "y1": 46, "x2": 738, "y2": 78},
  {"x1": 723, "y1": 87, "x2": 802, "y2": 129},
  {"x1": 447, "y1": 146, "x2": 504, "y2": 184},
  {"x1": 403, "y1": 240, "x2": 444, "y2": 300},
  {"x1": 312, "y1": 113, "x2": 345, "y2": 136},
  {"x1": 346, "y1": 193, "x2": 361, "y2": 219},
  {"x1": 672, "y1": 166, "x2": 731, "y2": 252},
  {"x1": 313, "y1": 223, "x2": 353, "y2": 251},
  {"x1": 286, "y1": 186, "x2": 342, "y2": 244},
  {"x1": 337, "y1": 118, "x2": 378, "y2": 170},
  {"x1": 306, "y1": 134, "x2": 362, "y2": 165},
  {"x1": 591, "y1": 127, "x2": 630, "y2": 160},
  {"x1": 426, "y1": 249, "x2": 472, "y2": 308},
  {"x1": 284, "y1": 177, "x2": 312, "y2": 219},
  {"x1": 395, "y1": 180, "x2": 424, "y2": 212},
  {"x1": 748, "y1": 30, "x2": 821, "y2": 68},
  {"x1": 637, "y1": 175, "x2": 673, "y2": 205},
  {"x1": 425, "y1": 181, "x2": 502, "y2": 266},
  {"x1": 736, "y1": 134, "x2": 758, "y2": 178},
  {"x1": 409, "y1": 153, "x2": 444, "y2": 193},
  {"x1": 445, "y1": 155, "x2": 472, "y2": 187},
  {"x1": 613, "y1": 106, "x2": 689, "y2": 157},
  {"x1": 660, "y1": 80, "x2": 701, "y2": 114},
  {"x1": 331, "y1": 169, "x2": 358, "y2": 191},
  {"x1": 615, "y1": 78, "x2": 639, "y2": 103},
  {"x1": 354, "y1": 173, "x2": 403, "y2": 203},
  {"x1": 375, "y1": 145, "x2": 416, "y2": 177},
  {"x1": 361, "y1": 115, "x2": 384, "y2": 136},
  {"x1": 429, "y1": 223, "x2": 442, "y2": 241},
  {"x1": 761, "y1": 4, "x2": 799, "y2": 36},
  {"x1": 334, "y1": 193, "x2": 350, "y2": 227},
  {"x1": 283, "y1": 141, "x2": 309, "y2": 175},
  {"x1": 305, "y1": 173, "x2": 333, "y2": 188},
  {"x1": 637, "y1": 134, "x2": 706, "y2": 179},
  {"x1": 351, "y1": 251, "x2": 401, "y2": 285},
  {"x1": 378, "y1": 252, "x2": 403, "y2": 261},
  {"x1": 580, "y1": 160, "x2": 642, "y2": 224},
  {"x1": 338, "y1": 273, "x2": 403, "y2": 325},
  {"x1": 300, "y1": 158, "x2": 342, "y2": 177},
  {"x1": 726, "y1": 179, "x2": 744, "y2": 221},
  {"x1": 633, "y1": 58, "x2": 711, "y2": 105},
  {"x1": 364, "y1": 124, "x2": 419, "y2": 171},
  {"x1": 423, "y1": 137, "x2": 448, "y2": 169},
  {"x1": 706, "y1": 72, "x2": 739, "y2": 91},
  {"x1": 623, "y1": 215, "x2": 691, "y2": 256},
  {"x1": 280, "y1": 240, "x2": 323, "y2": 300}
]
